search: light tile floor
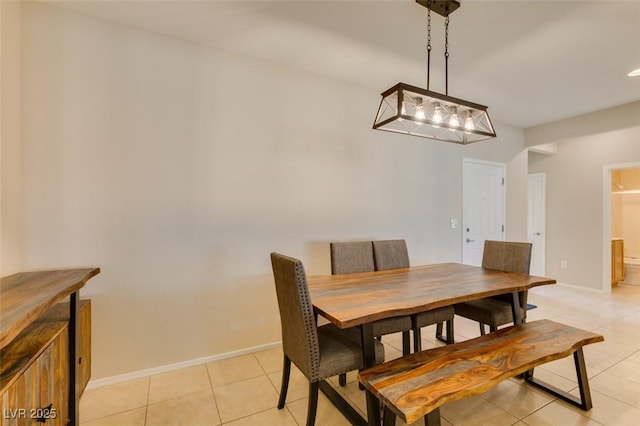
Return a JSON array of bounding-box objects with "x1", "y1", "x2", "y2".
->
[{"x1": 80, "y1": 284, "x2": 640, "y2": 425}]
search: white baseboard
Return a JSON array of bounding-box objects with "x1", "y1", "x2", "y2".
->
[
  {"x1": 556, "y1": 281, "x2": 607, "y2": 294},
  {"x1": 85, "y1": 341, "x2": 282, "y2": 389}
]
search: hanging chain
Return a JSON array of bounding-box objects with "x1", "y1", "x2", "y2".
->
[
  {"x1": 426, "y1": 6, "x2": 432, "y2": 91},
  {"x1": 444, "y1": 15, "x2": 450, "y2": 95}
]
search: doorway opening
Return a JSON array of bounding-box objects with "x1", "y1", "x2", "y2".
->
[{"x1": 603, "y1": 162, "x2": 640, "y2": 292}]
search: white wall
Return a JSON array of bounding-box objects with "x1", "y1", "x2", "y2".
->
[
  {"x1": 19, "y1": 2, "x2": 528, "y2": 380},
  {"x1": 1, "y1": 0, "x2": 22, "y2": 276},
  {"x1": 527, "y1": 104, "x2": 640, "y2": 290}
]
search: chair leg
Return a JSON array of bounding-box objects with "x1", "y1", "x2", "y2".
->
[
  {"x1": 445, "y1": 319, "x2": 455, "y2": 344},
  {"x1": 402, "y1": 330, "x2": 411, "y2": 355},
  {"x1": 278, "y1": 355, "x2": 291, "y2": 409},
  {"x1": 435, "y1": 321, "x2": 445, "y2": 343},
  {"x1": 479, "y1": 323, "x2": 486, "y2": 336},
  {"x1": 489, "y1": 324, "x2": 498, "y2": 333},
  {"x1": 306, "y1": 382, "x2": 319, "y2": 426},
  {"x1": 413, "y1": 325, "x2": 422, "y2": 352},
  {"x1": 339, "y1": 373, "x2": 347, "y2": 387}
]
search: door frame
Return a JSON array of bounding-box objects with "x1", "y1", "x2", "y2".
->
[
  {"x1": 462, "y1": 157, "x2": 506, "y2": 265},
  {"x1": 602, "y1": 161, "x2": 640, "y2": 292}
]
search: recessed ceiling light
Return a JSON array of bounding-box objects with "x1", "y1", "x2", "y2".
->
[{"x1": 629, "y1": 68, "x2": 640, "y2": 77}]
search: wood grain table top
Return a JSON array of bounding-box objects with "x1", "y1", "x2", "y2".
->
[
  {"x1": 358, "y1": 319, "x2": 603, "y2": 424},
  {"x1": 0, "y1": 268, "x2": 100, "y2": 349},
  {"x1": 308, "y1": 263, "x2": 556, "y2": 329}
]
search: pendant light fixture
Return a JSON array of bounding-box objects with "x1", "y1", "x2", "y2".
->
[{"x1": 373, "y1": 1, "x2": 496, "y2": 144}]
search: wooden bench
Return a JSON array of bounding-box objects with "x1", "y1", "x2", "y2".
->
[{"x1": 358, "y1": 319, "x2": 604, "y2": 426}]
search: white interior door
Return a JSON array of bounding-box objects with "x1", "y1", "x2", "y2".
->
[
  {"x1": 528, "y1": 173, "x2": 546, "y2": 276},
  {"x1": 462, "y1": 159, "x2": 505, "y2": 266}
]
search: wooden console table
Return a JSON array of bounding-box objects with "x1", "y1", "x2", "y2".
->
[{"x1": 1, "y1": 268, "x2": 99, "y2": 426}]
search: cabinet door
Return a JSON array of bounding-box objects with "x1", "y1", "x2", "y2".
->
[
  {"x1": 1, "y1": 330, "x2": 68, "y2": 426},
  {"x1": 612, "y1": 240, "x2": 625, "y2": 284}
]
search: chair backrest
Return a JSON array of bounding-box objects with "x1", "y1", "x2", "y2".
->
[
  {"x1": 481, "y1": 240, "x2": 532, "y2": 274},
  {"x1": 482, "y1": 241, "x2": 533, "y2": 316},
  {"x1": 373, "y1": 239, "x2": 410, "y2": 271},
  {"x1": 270, "y1": 252, "x2": 319, "y2": 380},
  {"x1": 330, "y1": 241, "x2": 375, "y2": 275}
]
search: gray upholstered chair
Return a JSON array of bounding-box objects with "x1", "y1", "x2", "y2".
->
[
  {"x1": 330, "y1": 241, "x2": 412, "y2": 387},
  {"x1": 271, "y1": 252, "x2": 384, "y2": 426},
  {"x1": 372, "y1": 240, "x2": 455, "y2": 351},
  {"x1": 331, "y1": 241, "x2": 412, "y2": 356},
  {"x1": 454, "y1": 240, "x2": 533, "y2": 335}
]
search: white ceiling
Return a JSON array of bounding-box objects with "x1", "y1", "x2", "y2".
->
[{"x1": 42, "y1": 0, "x2": 640, "y2": 128}]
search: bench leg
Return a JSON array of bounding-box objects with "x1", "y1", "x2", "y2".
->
[
  {"x1": 574, "y1": 348, "x2": 594, "y2": 410},
  {"x1": 524, "y1": 348, "x2": 593, "y2": 410},
  {"x1": 424, "y1": 408, "x2": 441, "y2": 426},
  {"x1": 382, "y1": 406, "x2": 396, "y2": 426}
]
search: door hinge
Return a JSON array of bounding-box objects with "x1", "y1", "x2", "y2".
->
[
  {"x1": 502, "y1": 224, "x2": 505, "y2": 232},
  {"x1": 502, "y1": 178, "x2": 505, "y2": 185}
]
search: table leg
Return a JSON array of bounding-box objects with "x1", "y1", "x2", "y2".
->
[
  {"x1": 510, "y1": 291, "x2": 523, "y2": 325},
  {"x1": 361, "y1": 323, "x2": 381, "y2": 426},
  {"x1": 68, "y1": 292, "x2": 80, "y2": 426}
]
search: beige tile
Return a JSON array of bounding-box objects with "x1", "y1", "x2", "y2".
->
[
  {"x1": 625, "y1": 349, "x2": 640, "y2": 365},
  {"x1": 589, "y1": 370, "x2": 640, "y2": 408},
  {"x1": 577, "y1": 389, "x2": 640, "y2": 425},
  {"x1": 582, "y1": 340, "x2": 635, "y2": 371},
  {"x1": 148, "y1": 365, "x2": 211, "y2": 404},
  {"x1": 287, "y1": 393, "x2": 353, "y2": 426},
  {"x1": 327, "y1": 370, "x2": 359, "y2": 387},
  {"x1": 79, "y1": 377, "x2": 149, "y2": 422},
  {"x1": 213, "y1": 375, "x2": 279, "y2": 422},
  {"x1": 552, "y1": 310, "x2": 613, "y2": 331},
  {"x1": 254, "y1": 347, "x2": 284, "y2": 374},
  {"x1": 223, "y1": 407, "x2": 298, "y2": 426},
  {"x1": 145, "y1": 389, "x2": 220, "y2": 425},
  {"x1": 529, "y1": 366, "x2": 580, "y2": 392},
  {"x1": 605, "y1": 359, "x2": 640, "y2": 384},
  {"x1": 481, "y1": 378, "x2": 554, "y2": 419},
  {"x1": 332, "y1": 379, "x2": 368, "y2": 415},
  {"x1": 397, "y1": 414, "x2": 451, "y2": 426},
  {"x1": 267, "y1": 365, "x2": 309, "y2": 403},
  {"x1": 80, "y1": 407, "x2": 146, "y2": 426},
  {"x1": 538, "y1": 355, "x2": 602, "y2": 382},
  {"x1": 439, "y1": 395, "x2": 518, "y2": 426},
  {"x1": 207, "y1": 353, "x2": 265, "y2": 387},
  {"x1": 521, "y1": 400, "x2": 603, "y2": 426},
  {"x1": 384, "y1": 343, "x2": 404, "y2": 362}
]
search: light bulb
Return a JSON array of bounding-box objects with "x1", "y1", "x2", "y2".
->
[
  {"x1": 464, "y1": 111, "x2": 475, "y2": 131},
  {"x1": 432, "y1": 103, "x2": 443, "y2": 124},
  {"x1": 449, "y1": 108, "x2": 459, "y2": 131},
  {"x1": 414, "y1": 97, "x2": 425, "y2": 123}
]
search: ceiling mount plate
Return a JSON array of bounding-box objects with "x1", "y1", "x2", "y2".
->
[{"x1": 416, "y1": 0, "x2": 461, "y2": 17}]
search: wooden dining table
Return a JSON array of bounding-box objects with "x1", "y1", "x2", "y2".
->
[{"x1": 307, "y1": 262, "x2": 556, "y2": 426}]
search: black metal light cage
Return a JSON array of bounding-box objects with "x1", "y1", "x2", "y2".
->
[
  {"x1": 373, "y1": 83, "x2": 496, "y2": 144},
  {"x1": 373, "y1": 0, "x2": 496, "y2": 144}
]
